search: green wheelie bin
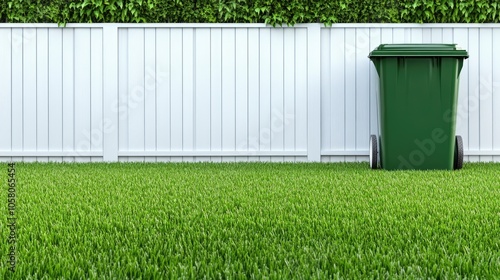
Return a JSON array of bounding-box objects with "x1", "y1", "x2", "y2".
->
[{"x1": 368, "y1": 44, "x2": 469, "y2": 170}]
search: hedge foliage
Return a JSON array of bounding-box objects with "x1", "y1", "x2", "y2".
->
[{"x1": 1, "y1": 0, "x2": 499, "y2": 25}]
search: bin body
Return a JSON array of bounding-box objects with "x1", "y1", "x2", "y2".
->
[{"x1": 369, "y1": 44, "x2": 468, "y2": 170}]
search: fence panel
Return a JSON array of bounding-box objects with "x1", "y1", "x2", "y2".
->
[
  {"x1": 0, "y1": 24, "x2": 498, "y2": 162},
  {"x1": 0, "y1": 27, "x2": 103, "y2": 162},
  {"x1": 116, "y1": 26, "x2": 309, "y2": 162}
]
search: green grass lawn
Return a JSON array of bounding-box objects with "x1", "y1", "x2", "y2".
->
[{"x1": 1, "y1": 162, "x2": 500, "y2": 278}]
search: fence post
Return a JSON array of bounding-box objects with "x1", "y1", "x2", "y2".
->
[
  {"x1": 307, "y1": 24, "x2": 321, "y2": 162},
  {"x1": 103, "y1": 25, "x2": 119, "y2": 162}
]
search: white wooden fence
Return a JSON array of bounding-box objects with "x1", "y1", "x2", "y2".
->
[{"x1": 0, "y1": 23, "x2": 499, "y2": 162}]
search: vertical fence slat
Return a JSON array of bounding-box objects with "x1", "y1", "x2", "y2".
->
[
  {"x1": 259, "y1": 28, "x2": 271, "y2": 161},
  {"x1": 329, "y1": 28, "x2": 346, "y2": 162},
  {"x1": 74, "y1": 28, "x2": 92, "y2": 162},
  {"x1": 494, "y1": 29, "x2": 500, "y2": 162},
  {"x1": 103, "y1": 26, "x2": 118, "y2": 162},
  {"x1": 442, "y1": 28, "x2": 453, "y2": 42},
  {"x1": 307, "y1": 24, "x2": 321, "y2": 162},
  {"x1": 247, "y1": 28, "x2": 260, "y2": 160},
  {"x1": 118, "y1": 28, "x2": 129, "y2": 158},
  {"x1": 210, "y1": 28, "x2": 222, "y2": 162},
  {"x1": 48, "y1": 29, "x2": 63, "y2": 161},
  {"x1": 0, "y1": 29, "x2": 12, "y2": 158},
  {"x1": 431, "y1": 28, "x2": 443, "y2": 43},
  {"x1": 344, "y1": 28, "x2": 356, "y2": 162},
  {"x1": 195, "y1": 28, "x2": 212, "y2": 158},
  {"x1": 23, "y1": 28, "x2": 37, "y2": 161},
  {"x1": 144, "y1": 28, "x2": 157, "y2": 162},
  {"x1": 235, "y1": 28, "x2": 248, "y2": 162},
  {"x1": 411, "y1": 28, "x2": 423, "y2": 43},
  {"x1": 355, "y1": 28, "x2": 370, "y2": 161},
  {"x1": 170, "y1": 28, "x2": 183, "y2": 161},
  {"x1": 155, "y1": 28, "x2": 171, "y2": 162},
  {"x1": 295, "y1": 28, "x2": 308, "y2": 155},
  {"x1": 381, "y1": 28, "x2": 393, "y2": 44},
  {"x1": 11, "y1": 29, "x2": 23, "y2": 161},
  {"x1": 127, "y1": 28, "x2": 145, "y2": 158},
  {"x1": 479, "y1": 28, "x2": 493, "y2": 162},
  {"x1": 91, "y1": 28, "x2": 103, "y2": 159},
  {"x1": 320, "y1": 28, "x2": 331, "y2": 162},
  {"x1": 182, "y1": 28, "x2": 195, "y2": 162},
  {"x1": 423, "y1": 28, "x2": 432, "y2": 42},
  {"x1": 468, "y1": 28, "x2": 480, "y2": 162},
  {"x1": 62, "y1": 29, "x2": 74, "y2": 160},
  {"x1": 270, "y1": 28, "x2": 284, "y2": 162},
  {"x1": 284, "y1": 28, "x2": 296, "y2": 162},
  {"x1": 369, "y1": 28, "x2": 381, "y2": 138},
  {"x1": 221, "y1": 28, "x2": 236, "y2": 162},
  {"x1": 36, "y1": 28, "x2": 49, "y2": 162},
  {"x1": 453, "y1": 28, "x2": 469, "y2": 160},
  {"x1": 392, "y1": 28, "x2": 405, "y2": 43}
]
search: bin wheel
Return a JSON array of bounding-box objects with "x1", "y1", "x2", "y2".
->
[
  {"x1": 378, "y1": 136, "x2": 383, "y2": 169},
  {"x1": 454, "y1": 135, "x2": 463, "y2": 170},
  {"x1": 369, "y1": 135, "x2": 378, "y2": 169}
]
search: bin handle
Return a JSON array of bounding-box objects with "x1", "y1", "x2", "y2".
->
[
  {"x1": 457, "y1": 59, "x2": 464, "y2": 78},
  {"x1": 370, "y1": 58, "x2": 381, "y2": 77}
]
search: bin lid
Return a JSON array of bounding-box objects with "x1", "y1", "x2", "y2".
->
[{"x1": 369, "y1": 44, "x2": 469, "y2": 58}]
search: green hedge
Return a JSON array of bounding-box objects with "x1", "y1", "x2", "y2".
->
[{"x1": 2, "y1": 0, "x2": 499, "y2": 25}]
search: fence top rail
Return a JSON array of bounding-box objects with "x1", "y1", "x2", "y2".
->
[
  {"x1": 0, "y1": 23, "x2": 500, "y2": 29},
  {"x1": 0, "y1": 23, "x2": 269, "y2": 28}
]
